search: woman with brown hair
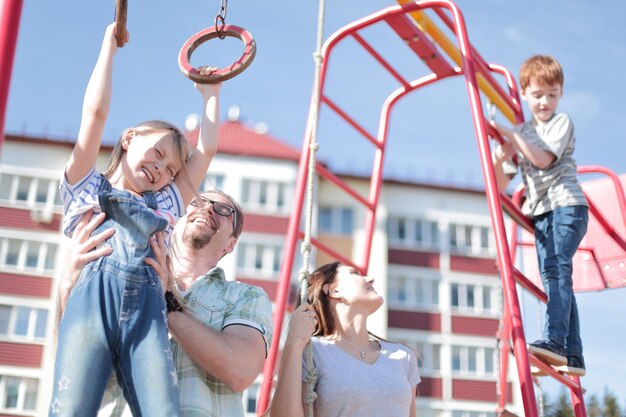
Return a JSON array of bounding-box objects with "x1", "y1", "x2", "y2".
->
[{"x1": 270, "y1": 262, "x2": 420, "y2": 417}]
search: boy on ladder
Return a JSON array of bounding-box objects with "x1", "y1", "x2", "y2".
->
[{"x1": 491, "y1": 55, "x2": 589, "y2": 377}]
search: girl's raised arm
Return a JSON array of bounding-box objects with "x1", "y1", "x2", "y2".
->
[
  {"x1": 65, "y1": 23, "x2": 127, "y2": 185},
  {"x1": 175, "y1": 82, "x2": 221, "y2": 205}
]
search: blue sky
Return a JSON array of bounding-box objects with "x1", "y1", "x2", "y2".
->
[{"x1": 5, "y1": 0, "x2": 626, "y2": 406}]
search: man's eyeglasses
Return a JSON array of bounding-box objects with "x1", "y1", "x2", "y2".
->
[{"x1": 190, "y1": 196, "x2": 237, "y2": 231}]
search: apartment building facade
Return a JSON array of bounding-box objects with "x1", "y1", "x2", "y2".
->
[{"x1": 0, "y1": 120, "x2": 522, "y2": 416}]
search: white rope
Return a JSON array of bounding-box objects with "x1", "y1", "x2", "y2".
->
[{"x1": 299, "y1": 0, "x2": 326, "y2": 415}]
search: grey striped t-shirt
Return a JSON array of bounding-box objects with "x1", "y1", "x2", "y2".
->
[{"x1": 513, "y1": 112, "x2": 588, "y2": 217}]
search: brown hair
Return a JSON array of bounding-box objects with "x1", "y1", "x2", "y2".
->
[
  {"x1": 304, "y1": 262, "x2": 341, "y2": 336},
  {"x1": 519, "y1": 55, "x2": 564, "y2": 92},
  {"x1": 203, "y1": 189, "x2": 245, "y2": 238},
  {"x1": 303, "y1": 262, "x2": 388, "y2": 345},
  {"x1": 102, "y1": 120, "x2": 191, "y2": 189}
]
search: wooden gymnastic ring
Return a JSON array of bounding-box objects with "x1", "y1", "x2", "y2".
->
[
  {"x1": 178, "y1": 25, "x2": 256, "y2": 84},
  {"x1": 114, "y1": 0, "x2": 127, "y2": 48}
]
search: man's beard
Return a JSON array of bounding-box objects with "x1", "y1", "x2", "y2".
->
[{"x1": 182, "y1": 224, "x2": 214, "y2": 250}]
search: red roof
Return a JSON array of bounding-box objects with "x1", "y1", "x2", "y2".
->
[{"x1": 186, "y1": 121, "x2": 301, "y2": 162}]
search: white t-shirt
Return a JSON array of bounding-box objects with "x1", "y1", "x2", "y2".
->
[{"x1": 303, "y1": 337, "x2": 421, "y2": 417}]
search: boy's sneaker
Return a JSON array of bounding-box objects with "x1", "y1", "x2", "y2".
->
[
  {"x1": 527, "y1": 340, "x2": 567, "y2": 366},
  {"x1": 554, "y1": 355, "x2": 586, "y2": 377}
]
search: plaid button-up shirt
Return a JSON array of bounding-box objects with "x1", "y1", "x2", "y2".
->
[{"x1": 99, "y1": 267, "x2": 273, "y2": 417}]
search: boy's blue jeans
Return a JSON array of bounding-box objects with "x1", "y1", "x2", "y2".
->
[
  {"x1": 533, "y1": 205, "x2": 588, "y2": 357},
  {"x1": 50, "y1": 183, "x2": 180, "y2": 417}
]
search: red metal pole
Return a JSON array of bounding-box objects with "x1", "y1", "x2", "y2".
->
[
  {"x1": 497, "y1": 308, "x2": 511, "y2": 412},
  {"x1": 570, "y1": 376, "x2": 587, "y2": 417},
  {"x1": 256, "y1": 133, "x2": 310, "y2": 415},
  {"x1": 434, "y1": 1, "x2": 538, "y2": 415},
  {"x1": 0, "y1": 0, "x2": 23, "y2": 154}
]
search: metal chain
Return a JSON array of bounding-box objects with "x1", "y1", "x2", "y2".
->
[{"x1": 214, "y1": 0, "x2": 228, "y2": 39}]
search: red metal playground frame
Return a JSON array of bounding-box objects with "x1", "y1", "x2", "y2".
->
[
  {"x1": 0, "y1": 0, "x2": 24, "y2": 155},
  {"x1": 258, "y1": 1, "x2": 626, "y2": 416},
  {"x1": 1, "y1": 1, "x2": 623, "y2": 416}
]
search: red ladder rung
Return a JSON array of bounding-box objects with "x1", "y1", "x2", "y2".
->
[
  {"x1": 527, "y1": 356, "x2": 580, "y2": 389},
  {"x1": 315, "y1": 162, "x2": 376, "y2": 211},
  {"x1": 513, "y1": 268, "x2": 546, "y2": 302},
  {"x1": 321, "y1": 95, "x2": 382, "y2": 149},
  {"x1": 296, "y1": 231, "x2": 367, "y2": 275},
  {"x1": 351, "y1": 32, "x2": 411, "y2": 88},
  {"x1": 500, "y1": 193, "x2": 533, "y2": 232}
]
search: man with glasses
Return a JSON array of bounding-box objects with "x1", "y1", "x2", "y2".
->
[{"x1": 58, "y1": 190, "x2": 273, "y2": 417}]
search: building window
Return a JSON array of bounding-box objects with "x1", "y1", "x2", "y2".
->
[
  {"x1": 258, "y1": 182, "x2": 267, "y2": 205},
  {"x1": 414, "y1": 341, "x2": 441, "y2": 372},
  {"x1": 451, "y1": 345, "x2": 497, "y2": 377},
  {"x1": 432, "y1": 343, "x2": 441, "y2": 371},
  {"x1": 480, "y1": 226, "x2": 490, "y2": 250},
  {"x1": 485, "y1": 348, "x2": 495, "y2": 374},
  {"x1": 450, "y1": 283, "x2": 498, "y2": 315},
  {"x1": 203, "y1": 173, "x2": 225, "y2": 191},
  {"x1": 416, "y1": 279, "x2": 439, "y2": 307},
  {"x1": 388, "y1": 274, "x2": 440, "y2": 309},
  {"x1": 0, "y1": 305, "x2": 48, "y2": 341},
  {"x1": 452, "y1": 346, "x2": 462, "y2": 371},
  {"x1": 277, "y1": 183, "x2": 286, "y2": 209},
  {"x1": 388, "y1": 276, "x2": 407, "y2": 304},
  {"x1": 319, "y1": 207, "x2": 354, "y2": 236},
  {"x1": 450, "y1": 224, "x2": 458, "y2": 248},
  {"x1": 0, "y1": 375, "x2": 39, "y2": 412},
  {"x1": 451, "y1": 284, "x2": 459, "y2": 307},
  {"x1": 414, "y1": 219, "x2": 423, "y2": 243},
  {"x1": 0, "y1": 238, "x2": 58, "y2": 275},
  {"x1": 241, "y1": 179, "x2": 292, "y2": 212},
  {"x1": 0, "y1": 171, "x2": 61, "y2": 209},
  {"x1": 482, "y1": 287, "x2": 492, "y2": 310},
  {"x1": 388, "y1": 216, "x2": 439, "y2": 249},
  {"x1": 449, "y1": 222, "x2": 494, "y2": 255},
  {"x1": 237, "y1": 243, "x2": 283, "y2": 277},
  {"x1": 468, "y1": 346, "x2": 477, "y2": 372},
  {"x1": 467, "y1": 284, "x2": 475, "y2": 308},
  {"x1": 431, "y1": 221, "x2": 440, "y2": 245},
  {"x1": 388, "y1": 217, "x2": 407, "y2": 241}
]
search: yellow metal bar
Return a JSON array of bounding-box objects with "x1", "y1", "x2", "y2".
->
[{"x1": 396, "y1": 0, "x2": 516, "y2": 123}]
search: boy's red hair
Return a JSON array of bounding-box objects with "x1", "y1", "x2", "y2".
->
[{"x1": 519, "y1": 55, "x2": 564, "y2": 91}]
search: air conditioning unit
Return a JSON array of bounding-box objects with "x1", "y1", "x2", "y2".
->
[{"x1": 30, "y1": 209, "x2": 53, "y2": 224}]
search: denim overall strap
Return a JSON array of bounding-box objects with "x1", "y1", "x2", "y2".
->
[
  {"x1": 98, "y1": 176, "x2": 113, "y2": 193},
  {"x1": 96, "y1": 188, "x2": 168, "y2": 259},
  {"x1": 142, "y1": 190, "x2": 159, "y2": 210}
]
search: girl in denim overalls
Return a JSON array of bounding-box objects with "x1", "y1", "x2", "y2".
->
[{"x1": 50, "y1": 23, "x2": 221, "y2": 417}]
